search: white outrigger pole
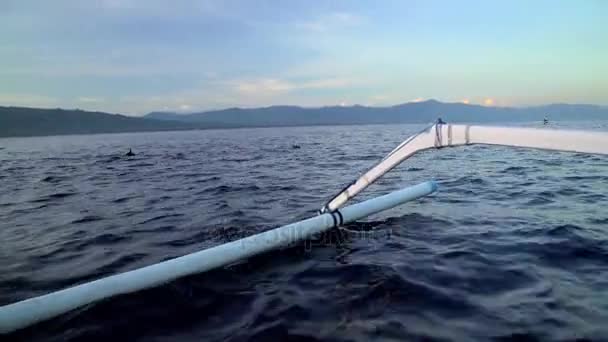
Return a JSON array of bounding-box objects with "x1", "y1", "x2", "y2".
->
[
  {"x1": 0, "y1": 182, "x2": 437, "y2": 334},
  {"x1": 321, "y1": 122, "x2": 608, "y2": 212},
  {"x1": 2, "y1": 122, "x2": 608, "y2": 334}
]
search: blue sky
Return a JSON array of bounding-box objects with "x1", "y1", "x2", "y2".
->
[{"x1": 1, "y1": 0, "x2": 606, "y2": 115}]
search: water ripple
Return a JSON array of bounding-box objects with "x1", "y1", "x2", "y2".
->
[{"x1": 2, "y1": 123, "x2": 608, "y2": 341}]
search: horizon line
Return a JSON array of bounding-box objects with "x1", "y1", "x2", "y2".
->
[{"x1": 1, "y1": 99, "x2": 607, "y2": 117}]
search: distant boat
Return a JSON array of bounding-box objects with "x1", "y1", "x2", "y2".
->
[{"x1": 543, "y1": 117, "x2": 549, "y2": 125}]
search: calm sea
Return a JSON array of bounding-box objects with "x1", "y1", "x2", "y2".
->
[{"x1": 2, "y1": 122, "x2": 608, "y2": 341}]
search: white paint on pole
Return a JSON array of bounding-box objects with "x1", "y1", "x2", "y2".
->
[
  {"x1": 325, "y1": 124, "x2": 608, "y2": 211},
  {"x1": 0, "y1": 181, "x2": 437, "y2": 334}
]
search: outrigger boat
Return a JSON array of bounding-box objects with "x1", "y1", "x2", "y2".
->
[{"x1": 2, "y1": 121, "x2": 608, "y2": 333}]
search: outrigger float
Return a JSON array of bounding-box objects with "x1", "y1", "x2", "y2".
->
[{"x1": 2, "y1": 122, "x2": 608, "y2": 334}]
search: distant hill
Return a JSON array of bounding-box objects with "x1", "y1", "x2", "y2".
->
[
  {"x1": 146, "y1": 100, "x2": 608, "y2": 126},
  {"x1": 2, "y1": 101, "x2": 607, "y2": 138},
  {"x1": 0, "y1": 106, "x2": 218, "y2": 138}
]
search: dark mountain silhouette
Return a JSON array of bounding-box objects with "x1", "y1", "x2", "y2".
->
[
  {"x1": 0, "y1": 106, "x2": 224, "y2": 138},
  {"x1": 146, "y1": 100, "x2": 608, "y2": 126},
  {"x1": 1, "y1": 101, "x2": 607, "y2": 137}
]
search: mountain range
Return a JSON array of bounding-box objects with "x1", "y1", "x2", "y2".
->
[
  {"x1": 146, "y1": 100, "x2": 608, "y2": 126},
  {"x1": 1, "y1": 100, "x2": 607, "y2": 137}
]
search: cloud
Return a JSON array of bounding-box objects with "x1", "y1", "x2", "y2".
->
[
  {"x1": 371, "y1": 95, "x2": 389, "y2": 101},
  {"x1": 77, "y1": 97, "x2": 104, "y2": 103},
  {"x1": 232, "y1": 77, "x2": 357, "y2": 96},
  {"x1": 296, "y1": 12, "x2": 365, "y2": 32},
  {"x1": 0, "y1": 93, "x2": 59, "y2": 107},
  {"x1": 98, "y1": 0, "x2": 134, "y2": 10},
  {"x1": 3, "y1": 57, "x2": 211, "y2": 78},
  {"x1": 234, "y1": 79, "x2": 294, "y2": 95},
  {"x1": 97, "y1": 0, "x2": 193, "y2": 13},
  {"x1": 366, "y1": 94, "x2": 391, "y2": 106},
  {"x1": 302, "y1": 77, "x2": 354, "y2": 89},
  {"x1": 112, "y1": 76, "x2": 362, "y2": 114},
  {"x1": 94, "y1": 0, "x2": 260, "y2": 26},
  {"x1": 113, "y1": 86, "x2": 238, "y2": 114}
]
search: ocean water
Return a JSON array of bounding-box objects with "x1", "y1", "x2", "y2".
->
[{"x1": 1, "y1": 122, "x2": 608, "y2": 341}]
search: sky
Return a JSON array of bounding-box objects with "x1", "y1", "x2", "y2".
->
[{"x1": 1, "y1": 0, "x2": 607, "y2": 115}]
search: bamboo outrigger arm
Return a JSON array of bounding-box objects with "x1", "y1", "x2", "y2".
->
[{"x1": 322, "y1": 123, "x2": 608, "y2": 213}]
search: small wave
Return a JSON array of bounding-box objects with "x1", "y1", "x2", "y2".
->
[
  {"x1": 500, "y1": 166, "x2": 528, "y2": 174},
  {"x1": 5, "y1": 165, "x2": 36, "y2": 172},
  {"x1": 49, "y1": 192, "x2": 76, "y2": 199},
  {"x1": 96, "y1": 253, "x2": 148, "y2": 274},
  {"x1": 346, "y1": 213, "x2": 454, "y2": 232},
  {"x1": 342, "y1": 220, "x2": 387, "y2": 231},
  {"x1": 197, "y1": 184, "x2": 261, "y2": 196},
  {"x1": 112, "y1": 195, "x2": 139, "y2": 203},
  {"x1": 535, "y1": 159, "x2": 563, "y2": 166},
  {"x1": 439, "y1": 249, "x2": 481, "y2": 259},
  {"x1": 358, "y1": 272, "x2": 477, "y2": 317},
  {"x1": 0, "y1": 202, "x2": 13, "y2": 208},
  {"x1": 580, "y1": 193, "x2": 606, "y2": 203},
  {"x1": 442, "y1": 176, "x2": 488, "y2": 187},
  {"x1": 131, "y1": 225, "x2": 176, "y2": 234},
  {"x1": 564, "y1": 175, "x2": 608, "y2": 181},
  {"x1": 55, "y1": 165, "x2": 78, "y2": 171},
  {"x1": 159, "y1": 234, "x2": 208, "y2": 248},
  {"x1": 525, "y1": 195, "x2": 554, "y2": 206},
  {"x1": 437, "y1": 197, "x2": 477, "y2": 204},
  {"x1": 7, "y1": 203, "x2": 49, "y2": 215},
  {"x1": 220, "y1": 157, "x2": 253, "y2": 162},
  {"x1": 518, "y1": 225, "x2": 608, "y2": 265},
  {"x1": 267, "y1": 185, "x2": 298, "y2": 192},
  {"x1": 29, "y1": 192, "x2": 77, "y2": 203},
  {"x1": 546, "y1": 224, "x2": 584, "y2": 238},
  {"x1": 95, "y1": 155, "x2": 122, "y2": 164},
  {"x1": 139, "y1": 213, "x2": 184, "y2": 225},
  {"x1": 128, "y1": 162, "x2": 156, "y2": 168},
  {"x1": 88, "y1": 233, "x2": 131, "y2": 246},
  {"x1": 40, "y1": 175, "x2": 65, "y2": 183},
  {"x1": 193, "y1": 176, "x2": 221, "y2": 184},
  {"x1": 159, "y1": 226, "x2": 249, "y2": 247},
  {"x1": 446, "y1": 188, "x2": 476, "y2": 195},
  {"x1": 339, "y1": 154, "x2": 378, "y2": 161},
  {"x1": 145, "y1": 196, "x2": 172, "y2": 205},
  {"x1": 540, "y1": 240, "x2": 607, "y2": 263},
  {"x1": 456, "y1": 217, "x2": 497, "y2": 226},
  {"x1": 71, "y1": 215, "x2": 103, "y2": 224},
  {"x1": 537, "y1": 191, "x2": 556, "y2": 198},
  {"x1": 27, "y1": 246, "x2": 70, "y2": 263},
  {"x1": 588, "y1": 217, "x2": 608, "y2": 224},
  {"x1": 555, "y1": 187, "x2": 584, "y2": 196},
  {"x1": 58, "y1": 232, "x2": 132, "y2": 253}
]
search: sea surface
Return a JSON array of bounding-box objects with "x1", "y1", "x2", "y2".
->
[{"x1": 1, "y1": 122, "x2": 608, "y2": 341}]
